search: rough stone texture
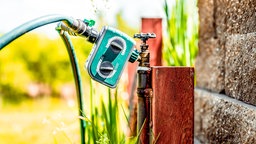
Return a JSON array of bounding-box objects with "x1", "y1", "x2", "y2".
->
[
  {"x1": 196, "y1": 0, "x2": 225, "y2": 92},
  {"x1": 195, "y1": 88, "x2": 256, "y2": 143},
  {"x1": 225, "y1": 32, "x2": 256, "y2": 105},
  {"x1": 196, "y1": 0, "x2": 256, "y2": 93},
  {"x1": 215, "y1": 0, "x2": 256, "y2": 35},
  {"x1": 196, "y1": 0, "x2": 256, "y2": 143},
  {"x1": 198, "y1": 0, "x2": 215, "y2": 39},
  {"x1": 195, "y1": 38, "x2": 225, "y2": 92}
]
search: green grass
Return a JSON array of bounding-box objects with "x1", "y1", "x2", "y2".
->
[
  {"x1": 163, "y1": 0, "x2": 198, "y2": 66},
  {"x1": 83, "y1": 80, "x2": 135, "y2": 144}
]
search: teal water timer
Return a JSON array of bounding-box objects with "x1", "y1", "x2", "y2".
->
[{"x1": 85, "y1": 26, "x2": 136, "y2": 88}]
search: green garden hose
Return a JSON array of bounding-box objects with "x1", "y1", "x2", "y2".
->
[
  {"x1": 58, "y1": 31, "x2": 86, "y2": 144},
  {"x1": 0, "y1": 14, "x2": 74, "y2": 50},
  {"x1": 0, "y1": 14, "x2": 86, "y2": 144}
]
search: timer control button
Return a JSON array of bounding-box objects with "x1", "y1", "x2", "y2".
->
[
  {"x1": 109, "y1": 38, "x2": 124, "y2": 53},
  {"x1": 99, "y1": 61, "x2": 114, "y2": 76}
]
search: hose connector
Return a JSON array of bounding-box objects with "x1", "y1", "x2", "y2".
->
[
  {"x1": 57, "y1": 19, "x2": 99, "y2": 43},
  {"x1": 129, "y1": 49, "x2": 140, "y2": 63}
]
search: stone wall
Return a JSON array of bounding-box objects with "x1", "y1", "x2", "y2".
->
[{"x1": 195, "y1": 0, "x2": 256, "y2": 142}]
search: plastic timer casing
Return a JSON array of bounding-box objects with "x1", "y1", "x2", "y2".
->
[{"x1": 85, "y1": 26, "x2": 135, "y2": 88}]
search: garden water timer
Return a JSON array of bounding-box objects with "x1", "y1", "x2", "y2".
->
[{"x1": 86, "y1": 26, "x2": 136, "y2": 88}]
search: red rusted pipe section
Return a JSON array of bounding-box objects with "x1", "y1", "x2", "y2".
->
[{"x1": 151, "y1": 67, "x2": 194, "y2": 143}]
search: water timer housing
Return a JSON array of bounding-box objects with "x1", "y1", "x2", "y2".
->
[{"x1": 85, "y1": 26, "x2": 136, "y2": 88}]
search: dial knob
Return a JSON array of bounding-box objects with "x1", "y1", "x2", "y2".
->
[
  {"x1": 110, "y1": 38, "x2": 124, "y2": 53},
  {"x1": 99, "y1": 61, "x2": 114, "y2": 76}
]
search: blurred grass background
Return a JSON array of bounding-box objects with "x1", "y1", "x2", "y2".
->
[
  {"x1": 0, "y1": 97, "x2": 80, "y2": 144},
  {"x1": 0, "y1": 0, "x2": 198, "y2": 143}
]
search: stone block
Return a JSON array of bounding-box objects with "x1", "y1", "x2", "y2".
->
[
  {"x1": 197, "y1": 0, "x2": 256, "y2": 95},
  {"x1": 198, "y1": 0, "x2": 216, "y2": 39},
  {"x1": 195, "y1": 88, "x2": 256, "y2": 143},
  {"x1": 215, "y1": 0, "x2": 256, "y2": 35},
  {"x1": 195, "y1": 38, "x2": 225, "y2": 92},
  {"x1": 225, "y1": 32, "x2": 256, "y2": 105}
]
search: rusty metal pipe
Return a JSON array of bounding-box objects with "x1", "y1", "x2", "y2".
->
[
  {"x1": 134, "y1": 33, "x2": 155, "y2": 144},
  {"x1": 137, "y1": 70, "x2": 151, "y2": 144}
]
